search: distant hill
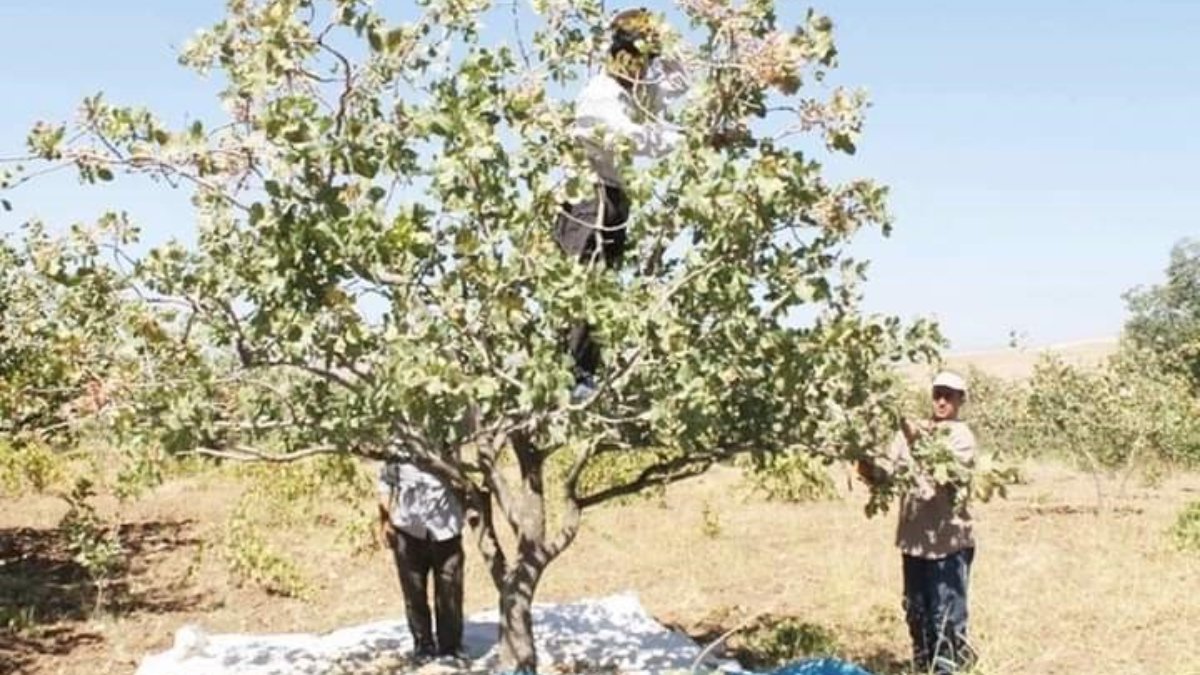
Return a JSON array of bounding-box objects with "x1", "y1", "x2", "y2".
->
[{"x1": 903, "y1": 338, "x2": 1119, "y2": 383}]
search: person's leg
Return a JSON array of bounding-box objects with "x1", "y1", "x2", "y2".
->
[
  {"x1": 553, "y1": 189, "x2": 605, "y2": 265},
  {"x1": 391, "y1": 531, "x2": 436, "y2": 655},
  {"x1": 599, "y1": 185, "x2": 630, "y2": 267},
  {"x1": 555, "y1": 189, "x2": 605, "y2": 391},
  {"x1": 555, "y1": 185, "x2": 631, "y2": 397},
  {"x1": 903, "y1": 555, "x2": 937, "y2": 672},
  {"x1": 431, "y1": 536, "x2": 465, "y2": 656},
  {"x1": 567, "y1": 321, "x2": 601, "y2": 385},
  {"x1": 576, "y1": 186, "x2": 630, "y2": 383},
  {"x1": 931, "y1": 547, "x2": 975, "y2": 673}
]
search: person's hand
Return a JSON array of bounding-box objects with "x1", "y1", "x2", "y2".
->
[
  {"x1": 654, "y1": 55, "x2": 686, "y2": 77},
  {"x1": 901, "y1": 417, "x2": 933, "y2": 444},
  {"x1": 855, "y1": 459, "x2": 877, "y2": 486},
  {"x1": 376, "y1": 518, "x2": 396, "y2": 549}
]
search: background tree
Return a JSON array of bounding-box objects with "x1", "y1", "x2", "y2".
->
[
  {"x1": 1124, "y1": 238, "x2": 1200, "y2": 392},
  {"x1": 0, "y1": 218, "x2": 140, "y2": 450},
  {"x1": 3, "y1": 0, "x2": 942, "y2": 670}
]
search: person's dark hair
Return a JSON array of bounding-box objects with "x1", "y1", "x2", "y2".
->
[
  {"x1": 609, "y1": 8, "x2": 660, "y2": 59},
  {"x1": 610, "y1": 26, "x2": 652, "y2": 59}
]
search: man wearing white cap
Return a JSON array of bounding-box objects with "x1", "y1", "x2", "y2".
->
[{"x1": 859, "y1": 371, "x2": 977, "y2": 674}]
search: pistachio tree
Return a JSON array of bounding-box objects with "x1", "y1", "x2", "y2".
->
[
  {"x1": 4, "y1": 0, "x2": 941, "y2": 669},
  {"x1": 0, "y1": 218, "x2": 143, "y2": 448},
  {"x1": 1124, "y1": 239, "x2": 1200, "y2": 392}
]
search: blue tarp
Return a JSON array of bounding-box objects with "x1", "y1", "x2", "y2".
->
[
  {"x1": 497, "y1": 659, "x2": 872, "y2": 675},
  {"x1": 766, "y1": 657, "x2": 873, "y2": 675}
]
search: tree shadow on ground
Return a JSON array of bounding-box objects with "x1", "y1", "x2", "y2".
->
[
  {"x1": 0, "y1": 627, "x2": 103, "y2": 675},
  {"x1": 0, "y1": 520, "x2": 204, "y2": 674}
]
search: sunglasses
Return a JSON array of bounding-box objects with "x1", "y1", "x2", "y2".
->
[{"x1": 931, "y1": 387, "x2": 962, "y2": 402}]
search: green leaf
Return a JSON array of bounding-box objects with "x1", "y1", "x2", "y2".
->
[
  {"x1": 351, "y1": 155, "x2": 378, "y2": 179},
  {"x1": 830, "y1": 133, "x2": 856, "y2": 155},
  {"x1": 385, "y1": 28, "x2": 407, "y2": 52}
]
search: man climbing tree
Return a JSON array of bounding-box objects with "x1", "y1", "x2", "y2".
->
[{"x1": 553, "y1": 7, "x2": 690, "y2": 401}]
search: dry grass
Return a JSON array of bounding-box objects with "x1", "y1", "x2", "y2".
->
[
  {"x1": 4, "y1": 456, "x2": 1200, "y2": 674},
  {"x1": 545, "y1": 462, "x2": 1200, "y2": 675}
]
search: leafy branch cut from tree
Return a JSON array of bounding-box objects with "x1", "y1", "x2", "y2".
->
[{"x1": 2, "y1": 0, "x2": 943, "y2": 671}]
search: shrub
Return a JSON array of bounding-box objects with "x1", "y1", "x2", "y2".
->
[
  {"x1": 223, "y1": 503, "x2": 311, "y2": 599},
  {"x1": 59, "y1": 478, "x2": 125, "y2": 612},
  {"x1": 235, "y1": 453, "x2": 374, "y2": 526},
  {"x1": 958, "y1": 367, "x2": 1044, "y2": 461},
  {"x1": 1171, "y1": 501, "x2": 1200, "y2": 552},
  {"x1": 736, "y1": 617, "x2": 840, "y2": 668},
  {"x1": 962, "y1": 347, "x2": 1200, "y2": 471},
  {"x1": 0, "y1": 440, "x2": 66, "y2": 496}
]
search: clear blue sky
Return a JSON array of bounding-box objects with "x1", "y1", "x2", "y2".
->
[{"x1": 1, "y1": 1, "x2": 1196, "y2": 350}]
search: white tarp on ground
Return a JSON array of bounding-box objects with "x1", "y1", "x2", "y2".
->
[{"x1": 134, "y1": 592, "x2": 740, "y2": 675}]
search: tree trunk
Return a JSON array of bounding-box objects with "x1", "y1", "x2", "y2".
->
[{"x1": 497, "y1": 546, "x2": 545, "y2": 673}]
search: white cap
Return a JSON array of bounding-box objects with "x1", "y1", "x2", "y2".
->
[{"x1": 932, "y1": 371, "x2": 967, "y2": 393}]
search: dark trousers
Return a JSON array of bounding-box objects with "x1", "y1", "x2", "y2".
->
[
  {"x1": 902, "y1": 547, "x2": 975, "y2": 673},
  {"x1": 553, "y1": 184, "x2": 631, "y2": 381},
  {"x1": 389, "y1": 531, "x2": 464, "y2": 656}
]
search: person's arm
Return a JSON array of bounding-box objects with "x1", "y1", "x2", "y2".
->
[
  {"x1": 644, "y1": 56, "x2": 691, "y2": 110},
  {"x1": 947, "y1": 424, "x2": 977, "y2": 468},
  {"x1": 900, "y1": 417, "x2": 937, "y2": 446},
  {"x1": 376, "y1": 464, "x2": 397, "y2": 546},
  {"x1": 857, "y1": 430, "x2": 910, "y2": 485}
]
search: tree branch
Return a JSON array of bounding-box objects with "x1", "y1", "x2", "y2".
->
[
  {"x1": 543, "y1": 437, "x2": 601, "y2": 561},
  {"x1": 479, "y1": 437, "x2": 524, "y2": 540},
  {"x1": 316, "y1": 37, "x2": 354, "y2": 140},
  {"x1": 467, "y1": 485, "x2": 509, "y2": 587},
  {"x1": 67, "y1": 148, "x2": 252, "y2": 212},
  {"x1": 576, "y1": 452, "x2": 722, "y2": 509},
  {"x1": 190, "y1": 444, "x2": 339, "y2": 463}
]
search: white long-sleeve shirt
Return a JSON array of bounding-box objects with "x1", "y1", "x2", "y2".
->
[{"x1": 572, "y1": 60, "x2": 690, "y2": 187}]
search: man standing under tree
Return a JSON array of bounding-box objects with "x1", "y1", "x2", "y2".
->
[
  {"x1": 554, "y1": 7, "x2": 689, "y2": 401},
  {"x1": 859, "y1": 371, "x2": 978, "y2": 674},
  {"x1": 378, "y1": 455, "x2": 466, "y2": 661}
]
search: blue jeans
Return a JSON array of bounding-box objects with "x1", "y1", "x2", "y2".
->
[{"x1": 902, "y1": 547, "x2": 975, "y2": 673}]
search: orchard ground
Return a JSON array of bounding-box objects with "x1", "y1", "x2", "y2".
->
[{"x1": 5, "y1": 338, "x2": 1200, "y2": 675}]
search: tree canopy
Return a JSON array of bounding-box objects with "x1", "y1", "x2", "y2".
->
[
  {"x1": 1125, "y1": 239, "x2": 1200, "y2": 391},
  {"x1": 1, "y1": 1, "x2": 944, "y2": 670}
]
